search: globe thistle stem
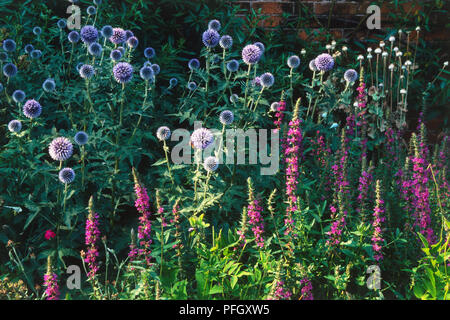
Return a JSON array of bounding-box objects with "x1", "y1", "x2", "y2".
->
[
  {"x1": 163, "y1": 140, "x2": 174, "y2": 187},
  {"x1": 130, "y1": 80, "x2": 149, "y2": 142},
  {"x1": 202, "y1": 171, "x2": 212, "y2": 203},
  {"x1": 99, "y1": 38, "x2": 107, "y2": 67},
  {"x1": 243, "y1": 64, "x2": 252, "y2": 110},
  {"x1": 252, "y1": 86, "x2": 265, "y2": 112}
]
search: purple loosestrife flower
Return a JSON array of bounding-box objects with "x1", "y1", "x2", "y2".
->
[
  {"x1": 109, "y1": 27, "x2": 126, "y2": 45},
  {"x1": 271, "y1": 281, "x2": 292, "y2": 300},
  {"x1": 357, "y1": 168, "x2": 373, "y2": 216},
  {"x1": 219, "y1": 35, "x2": 233, "y2": 49},
  {"x1": 188, "y1": 58, "x2": 200, "y2": 70},
  {"x1": 144, "y1": 47, "x2": 155, "y2": 59},
  {"x1": 273, "y1": 100, "x2": 286, "y2": 130},
  {"x1": 156, "y1": 126, "x2": 171, "y2": 141},
  {"x1": 287, "y1": 55, "x2": 300, "y2": 69},
  {"x1": 23, "y1": 99, "x2": 42, "y2": 119},
  {"x1": 12, "y1": 90, "x2": 26, "y2": 103},
  {"x1": 58, "y1": 168, "x2": 75, "y2": 184},
  {"x1": 208, "y1": 19, "x2": 221, "y2": 31},
  {"x1": 8, "y1": 120, "x2": 22, "y2": 133},
  {"x1": 314, "y1": 53, "x2": 334, "y2": 72},
  {"x1": 242, "y1": 44, "x2": 262, "y2": 65},
  {"x1": 84, "y1": 210, "x2": 101, "y2": 280},
  {"x1": 43, "y1": 273, "x2": 60, "y2": 300},
  {"x1": 247, "y1": 179, "x2": 265, "y2": 248},
  {"x1": 79, "y1": 64, "x2": 95, "y2": 79},
  {"x1": 219, "y1": 110, "x2": 234, "y2": 125},
  {"x1": 372, "y1": 180, "x2": 385, "y2": 262},
  {"x1": 300, "y1": 278, "x2": 314, "y2": 300},
  {"x1": 80, "y1": 25, "x2": 98, "y2": 44},
  {"x1": 49, "y1": 137, "x2": 73, "y2": 161},
  {"x1": 113, "y1": 62, "x2": 133, "y2": 83},
  {"x1": 202, "y1": 29, "x2": 220, "y2": 48},
  {"x1": 3, "y1": 63, "x2": 17, "y2": 78},
  {"x1": 2, "y1": 39, "x2": 16, "y2": 52},
  {"x1": 68, "y1": 31, "x2": 80, "y2": 43},
  {"x1": 190, "y1": 128, "x2": 214, "y2": 150}
]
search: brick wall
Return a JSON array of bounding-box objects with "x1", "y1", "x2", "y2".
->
[{"x1": 234, "y1": 0, "x2": 450, "y2": 54}]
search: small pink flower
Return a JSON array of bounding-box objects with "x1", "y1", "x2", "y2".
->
[{"x1": 45, "y1": 229, "x2": 56, "y2": 240}]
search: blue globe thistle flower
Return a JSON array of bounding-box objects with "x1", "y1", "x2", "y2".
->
[
  {"x1": 226, "y1": 59, "x2": 239, "y2": 72},
  {"x1": 188, "y1": 58, "x2": 200, "y2": 70},
  {"x1": 8, "y1": 120, "x2": 22, "y2": 133},
  {"x1": 43, "y1": 78, "x2": 56, "y2": 92},
  {"x1": 58, "y1": 168, "x2": 75, "y2": 184},
  {"x1": 117, "y1": 46, "x2": 125, "y2": 55},
  {"x1": 309, "y1": 59, "x2": 318, "y2": 72},
  {"x1": 113, "y1": 62, "x2": 133, "y2": 83},
  {"x1": 143, "y1": 61, "x2": 152, "y2": 67},
  {"x1": 208, "y1": 19, "x2": 221, "y2": 31},
  {"x1": 344, "y1": 69, "x2": 358, "y2": 83},
  {"x1": 23, "y1": 99, "x2": 42, "y2": 119},
  {"x1": 101, "y1": 25, "x2": 113, "y2": 38},
  {"x1": 127, "y1": 36, "x2": 139, "y2": 49},
  {"x1": 203, "y1": 156, "x2": 219, "y2": 172},
  {"x1": 80, "y1": 25, "x2": 98, "y2": 44},
  {"x1": 94, "y1": 0, "x2": 102, "y2": 5},
  {"x1": 156, "y1": 126, "x2": 171, "y2": 141},
  {"x1": 270, "y1": 102, "x2": 279, "y2": 112},
  {"x1": 202, "y1": 29, "x2": 220, "y2": 48},
  {"x1": 49, "y1": 137, "x2": 73, "y2": 161},
  {"x1": 87, "y1": 6, "x2": 97, "y2": 15},
  {"x1": 109, "y1": 28, "x2": 126, "y2": 45},
  {"x1": 57, "y1": 19, "x2": 67, "y2": 29},
  {"x1": 74, "y1": 131, "x2": 88, "y2": 145},
  {"x1": 30, "y1": 50, "x2": 42, "y2": 59},
  {"x1": 79, "y1": 64, "x2": 95, "y2": 79},
  {"x1": 190, "y1": 128, "x2": 214, "y2": 150},
  {"x1": 24, "y1": 44, "x2": 34, "y2": 54},
  {"x1": 139, "y1": 66, "x2": 154, "y2": 81},
  {"x1": 211, "y1": 54, "x2": 220, "y2": 64},
  {"x1": 287, "y1": 55, "x2": 300, "y2": 69},
  {"x1": 3, "y1": 39, "x2": 16, "y2": 52},
  {"x1": 68, "y1": 31, "x2": 80, "y2": 43},
  {"x1": 314, "y1": 53, "x2": 334, "y2": 72},
  {"x1": 254, "y1": 42, "x2": 265, "y2": 54},
  {"x1": 219, "y1": 35, "x2": 233, "y2": 49},
  {"x1": 144, "y1": 47, "x2": 155, "y2": 59},
  {"x1": 88, "y1": 42, "x2": 102, "y2": 56},
  {"x1": 242, "y1": 44, "x2": 262, "y2": 65},
  {"x1": 0, "y1": 52, "x2": 7, "y2": 62},
  {"x1": 260, "y1": 72, "x2": 274, "y2": 88},
  {"x1": 252, "y1": 77, "x2": 262, "y2": 87},
  {"x1": 12, "y1": 90, "x2": 26, "y2": 103},
  {"x1": 169, "y1": 77, "x2": 178, "y2": 87},
  {"x1": 187, "y1": 81, "x2": 197, "y2": 91},
  {"x1": 125, "y1": 30, "x2": 134, "y2": 40},
  {"x1": 219, "y1": 110, "x2": 234, "y2": 125},
  {"x1": 3, "y1": 63, "x2": 17, "y2": 78},
  {"x1": 33, "y1": 26, "x2": 42, "y2": 36},
  {"x1": 110, "y1": 49, "x2": 122, "y2": 61},
  {"x1": 76, "y1": 62, "x2": 84, "y2": 72},
  {"x1": 230, "y1": 94, "x2": 239, "y2": 103},
  {"x1": 151, "y1": 64, "x2": 160, "y2": 75}
]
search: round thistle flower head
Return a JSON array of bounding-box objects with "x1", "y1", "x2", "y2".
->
[
  {"x1": 12, "y1": 90, "x2": 26, "y2": 103},
  {"x1": 287, "y1": 55, "x2": 300, "y2": 69},
  {"x1": 74, "y1": 131, "x2": 88, "y2": 145},
  {"x1": 226, "y1": 59, "x2": 239, "y2": 72},
  {"x1": 23, "y1": 99, "x2": 42, "y2": 119},
  {"x1": 219, "y1": 110, "x2": 234, "y2": 125},
  {"x1": 208, "y1": 19, "x2": 221, "y2": 31},
  {"x1": 187, "y1": 81, "x2": 197, "y2": 91},
  {"x1": 344, "y1": 69, "x2": 358, "y2": 83},
  {"x1": 219, "y1": 35, "x2": 233, "y2": 49},
  {"x1": 88, "y1": 42, "x2": 102, "y2": 56},
  {"x1": 43, "y1": 78, "x2": 56, "y2": 92},
  {"x1": 190, "y1": 128, "x2": 214, "y2": 150},
  {"x1": 203, "y1": 156, "x2": 219, "y2": 172},
  {"x1": 101, "y1": 25, "x2": 113, "y2": 38},
  {"x1": 24, "y1": 44, "x2": 34, "y2": 54},
  {"x1": 87, "y1": 6, "x2": 96, "y2": 15},
  {"x1": 3, "y1": 63, "x2": 17, "y2": 78},
  {"x1": 57, "y1": 19, "x2": 67, "y2": 29},
  {"x1": 260, "y1": 72, "x2": 274, "y2": 88},
  {"x1": 169, "y1": 77, "x2": 178, "y2": 87},
  {"x1": 109, "y1": 27, "x2": 126, "y2": 45},
  {"x1": 242, "y1": 44, "x2": 262, "y2": 65},
  {"x1": 127, "y1": 36, "x2": 139, "y2": 49},
  {"x1": 94, "y1": 0, "x2": 102, "y2": 5},
  {"x1": 151, "y1": 64, "x2": 160, "y2": 75},
  {"x1": 58, "y1": 168, "x2": 75, "y2": 184},
  {"x1": 76, "y1": 62, "x2": 84, "y2": 72},
  {"x1": 49, "y1": 137, "x2": 73, "y2": 161},
  {"x1": 33, "y1": 26, "x2": 42, "y2": 36},
  {"x1": 3, "y1": 39, "x2": 16, "y2": 52},
  {"x1": 125, "y1": 30, "x2": 134, "y2": 40},
  {"x1": 230, "y1": 94, "x2": 239, "y2": 103},
  {"x1": 314, "y1": 53, "x2": 334, "y2": 72},
  {"x1": 0, "y1": 52, "x2": 7, "y2": 62},
  {"x1": 156, "y1": 126, "x2": 171, "y2": 141},
  {"x1": 389, "y1": 36, "x2": 395, "y2": 42},
  {"x1": 110, "y1": 49, "x2": 122, "y2": 61},
  {"x1": 30, "y1": 49, "x2": 42, "y2": 59},
  {"x1": 270, "y1": 102, "x2": 279, "y2": 112},
  {"x1": 8, "y1": 120, "x2": 22, "y2": 133},
  {"x1": 254, "y1": 42, "x2": 265, "y2": 54},
  {"x1": 144, "y1": 47, "x2": 155, "y2": 59},
  {"x1": 113, "y1": 62, "x2": 133, "y2": 83},
  {"x1": 188, "y1": 58, "x2": 200, "y2": 70},
  {"x1": 68, "y1": 31, "x2": 80, "y2": 43},
  {"x1": 118, "y1": 47, "x2": 125, "y2": 54},
  {"x1": 301, "y1": 48, "x2": 307, "y2": 55},
  {"x1": 357, "y1": 55, "x2": 364, "y2": 61},
  {"x1": 79, "y1": 64, "x2": 95, "y2": 79},
  {"x1": 252, "y1": 76, "x2": 262, "y2": 87},
  {"x1": 139, "y1": 66, "x2": 154, "y2": 81},
  {"x1": 202, "y1": 29, "x2": 220, "y2": 48},
  {"x1": 81, "y1": 25, "x2": 98, "y2": 44}
]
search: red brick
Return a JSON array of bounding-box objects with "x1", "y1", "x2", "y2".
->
[{"x1": 252, "y1": 2, "x2": 293, "y2": 15}]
